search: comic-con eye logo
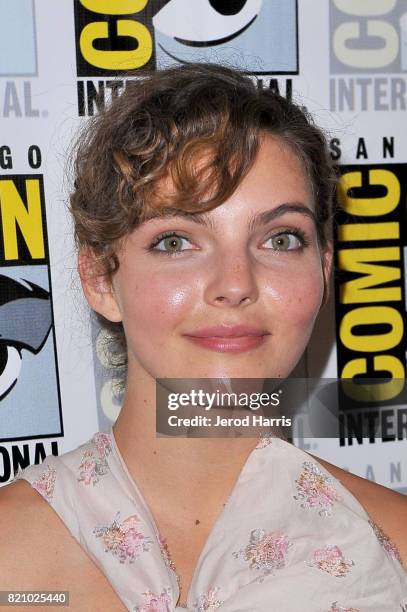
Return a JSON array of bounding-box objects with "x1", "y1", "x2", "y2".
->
[
  {"x1": 156, "y1": 0, "x2": 261, "y2": 47},
  {"x1": 74, "y1": 0, "x2": 298, "y2": 76},
  {"x1": 0, "y1": 175, "x2": 62, "y2": 442},
  {"x1": 0, "y1": 276, "x2": 51, "y2": 401}
]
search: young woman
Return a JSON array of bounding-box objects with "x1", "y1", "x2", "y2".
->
[{"x1": 1, "y1": 63, "x2": 406, "y2": 611}]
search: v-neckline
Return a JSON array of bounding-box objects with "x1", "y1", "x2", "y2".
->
[{"x1": 108, "y1": 426, "x2": 282, "y2": 608}]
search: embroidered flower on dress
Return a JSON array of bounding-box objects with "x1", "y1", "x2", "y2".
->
[
  {"x1": 158, "y1": 533, "x2": 178, "y2": 575},
  {"x1": 293, "y1": 460, "x2": 342, "y2": 517},
  {"x1": 133, "y1": 586, "x2": 172, "y2": 612},
  {"x1": 255, "y1": 433, "x2": 274, "y2": 449},
  {"x1": 77, "y1": 432, "x2": 112, "y2": 486},
  {"x1": 306, "y1": 544, "x2": 354, "y2": 577},
  {"x1": 93, "y1": 511, "x2": 153, "y2": 563},
  {"x1": 232, "y1": 528, "x2": 292, "y2": 580},
  {"x1": 192, "y1": 586, "x2": 223, "y2": 611},
  {"x1": 31, "y1": 464, "x2": 57, "y2": 502},
  {"x1": 368, "y1": 518, "x2": 402, "y2": 563},
  {"x1": 329, "y1": 602, "x2": 360, "y2": 612}
]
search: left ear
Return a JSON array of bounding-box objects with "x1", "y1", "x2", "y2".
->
[{"x1": 320, "y1": 241, "x2": 334, "y2": 310}]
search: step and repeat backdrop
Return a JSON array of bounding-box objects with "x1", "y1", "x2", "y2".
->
[{"x1": 0, "y1": 0, "x2": 406, "y2": 492}]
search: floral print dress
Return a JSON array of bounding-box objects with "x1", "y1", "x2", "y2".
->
[{"x1": 13, "y1": 429, "x2": 407, "y2": 611}]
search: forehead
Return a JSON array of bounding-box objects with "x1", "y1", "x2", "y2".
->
[
  {"x1": 144, "y1": 134, "x2": 313, "y2": 225},
  {"x1": 241, "y1": 134, "x2": 311, "y2": 199}
]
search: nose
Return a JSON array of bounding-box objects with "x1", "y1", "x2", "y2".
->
[{"x1": 204, "y1": 248, "x2": 259, "y2": 307}]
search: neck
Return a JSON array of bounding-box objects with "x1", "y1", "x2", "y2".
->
[{"x1": 111, "y1": 363, "x2": 280, "y2": 508}]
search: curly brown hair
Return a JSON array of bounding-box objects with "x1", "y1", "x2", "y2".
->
[{"x1": 69, "y1": 61, "x2": 337, "y2": 374}]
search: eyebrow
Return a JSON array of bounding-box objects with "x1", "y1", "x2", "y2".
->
[{"x1": 144, "y1": 203, "x2": 316, "y2": 231}]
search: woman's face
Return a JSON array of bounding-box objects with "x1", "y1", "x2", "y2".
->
[{"x1": 97, "y1": 134, "x2": 332, "y2": 381}]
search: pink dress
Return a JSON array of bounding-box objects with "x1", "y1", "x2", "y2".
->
[{"x1": 12, "y1": 429, "x2": 407, "y2": 611}]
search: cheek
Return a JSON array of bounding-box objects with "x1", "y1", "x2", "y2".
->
[
  {"x1": 120, "y1": 271, "x2": 198, "y2": 341},
  {"x1": 263, "y1": 266, "x2": 323, "y2": 328}
]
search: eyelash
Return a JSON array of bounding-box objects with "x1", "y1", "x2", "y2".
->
[{"x1": 147, "y1": 227, "x2": 310, "y2": 257}]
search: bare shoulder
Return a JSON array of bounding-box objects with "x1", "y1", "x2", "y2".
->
[
  {"x1": 0, "y1": 479, "x2": 73, "y2": 585},
  {"x1": 308, "y1": 451, "x2": 407, "y2": 572},
  {"x1": 0, "y1": 479, "x2": 126, "y2": 610}
]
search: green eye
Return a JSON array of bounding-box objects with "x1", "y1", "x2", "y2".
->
[
  {"x1": 161, "y1": 235, "x2": 184, "y2": 252},
  {"x1": 150, "y1": 232, "x2": 191, "y2": 255},
  {"x1": 265, "y1": 232, "x2": 304, "y2": 251}
]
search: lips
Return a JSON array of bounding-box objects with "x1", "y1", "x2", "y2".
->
[
  {"x1": 183, "y1": 324, "x2": 270, "y2": 353},
  {"x1": 185, "y1": 324, "x2": 269, "y2": 338}
]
